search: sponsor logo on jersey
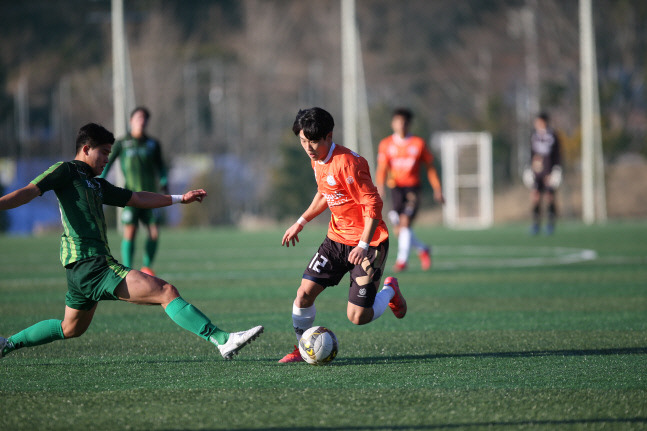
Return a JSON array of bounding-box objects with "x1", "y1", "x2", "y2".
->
[{"x1": 322, "y1": 191, "x2": 351, "y2": 207}]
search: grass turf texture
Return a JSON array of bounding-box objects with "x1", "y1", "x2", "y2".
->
[{"x1": 1, "y1": 221, "x2": 646, "y2": 430}]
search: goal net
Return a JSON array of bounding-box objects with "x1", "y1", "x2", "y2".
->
[{"x1": 433, "y1": 132, "x2": 493, "y2": 229}]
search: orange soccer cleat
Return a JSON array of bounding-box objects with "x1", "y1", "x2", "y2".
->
[
  {"x1": 418, "y1": 248, "x2": 432, "y2": 271},
  {"x1": 385, "y1": 276, "x2": 407, "y2": 319},
  {"x1": 393, "y1": 261, "x2": 407, "y2": 273},
  {"x1": 140, "y1": 267, "x2": 156, "y2": 276},
  {"x1": 278, "y1": 345, "x2": 304, "y2": 363}
]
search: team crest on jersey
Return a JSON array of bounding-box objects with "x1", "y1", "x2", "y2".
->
[
  {"x1": 327, "y1": 175, "x2": 336, "y2": 186},
  {"x1": 346, "y1": 176, "x2": 354, "y2": 184}
]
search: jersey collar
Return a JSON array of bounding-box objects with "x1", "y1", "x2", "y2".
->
[
  {"x1": 71, "y1": 159, "x2": 93, "y2": 176},
  {"x1": 392, "y1": 133, "x2": 411, "y2": 145},
  {"x1": 317, "y1": 142, "x2": 336, "y2": 165}
]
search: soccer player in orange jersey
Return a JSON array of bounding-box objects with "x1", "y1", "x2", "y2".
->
[
  {"x1": 376, "y1": 108, "x2": 444, "y2": 272},
  {"x1": 279, "y1": 107, "x2": 407, "y2": 363}
]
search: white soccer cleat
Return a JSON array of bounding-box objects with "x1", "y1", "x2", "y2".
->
[{"x1": 215, "y1": 325, "x2": 264, "y2": 359}]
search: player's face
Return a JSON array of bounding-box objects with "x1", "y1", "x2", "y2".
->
[
  {"x1": 130, "y1": 110, "x2": 148, "y2": 135},
  {"x1": 391, "y1": 115, "x2": 408, "y2": 137},
  {"x1": 85, "y1": 143, "x2": 113, "y2": 176},
  {"x1": 299, "y1": 130, "x2": 332, "y2": 161},
  {"x1": 534, "y1": 118, "x2": 547, "y2": 132}
]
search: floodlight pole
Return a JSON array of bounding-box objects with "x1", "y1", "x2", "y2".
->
[
  {"x1": 580, "y1": 0, "x2": 607, "y2": 224},
  {"x1": 111, "y1": 0, "x2": 127, "y2": 138},
  {"x1": 341, "y1": 0, "x2": 358, "y2": 152}
]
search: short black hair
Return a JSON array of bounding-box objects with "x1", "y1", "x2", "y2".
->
[
  {"x1": 537, "y1": 112, "x2": 550, "y2": 123},
  {"x1": 292, "y1": 107, "x2": 335, "y2": 140},
  {"x1": 392, "y1": 107, "x2": 413, "y2": 123},
  {"x1": 130, "y1": 106, "x2": 150, "y2": 120},
  {"x1": 75, "y1": 123, "x2": 115, "y2": 153}
]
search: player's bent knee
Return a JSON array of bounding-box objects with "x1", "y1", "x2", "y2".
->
[
  {"x1": 161, "y1": 283, "x2": 180, "y2": 302},
  {"x1": 62, "y1": 323, "x2": 88, "y2": 339},
  {"x1": 347, "y1": 308, "x2": 372, "y2": 325}
]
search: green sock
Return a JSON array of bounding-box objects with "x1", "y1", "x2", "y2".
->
[
  {"x1": 164, "y1": 297, "x2": 229, "y2": 345},
  {"x1": 7, "y1": 319, "x2": 65, "y2": 353},
  {"x1": 121, "y1": 238, "x2": 134, "y2": 268},
  {"x1": 143, "y1": 238, "x2": 158, "y2": 268}
]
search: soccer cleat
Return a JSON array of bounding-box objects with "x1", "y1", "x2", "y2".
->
[
  {"x1": 418, "y1": 248, "x2": 432, "y2": 271},
  {"x1": 140, "y1": 267, "x2": 156, "y2": 276},
  {"x1": 393, "y1": 260, "x2": 407, "y2": 273},
  {"x1": 529, "y1": 223, "x2": 540, "y2": 236},
  {"x1": 385, "y1": 276, "x2": 407, "y2": 319},
  {"x1": 545, "y1": 223, "x2": 555, "y2": 236},
  {"x1": 278, "y1": 345, "x2": 304, "y2": 363},
  {"x1": 216, "y1": 325, "x2": 264, "y2": 359}
]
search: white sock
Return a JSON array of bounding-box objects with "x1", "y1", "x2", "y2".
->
[
  {"x1": 292, "y1": 303, "x2": 316, "y2": 343},
  {"x1": 371, "y1": 285, "x2": 395, "y2": 322},
  {"x1": 397, "y1": 227, "x2": 412, "y2": 263},
  {"x1": 410, "y1": 231, "x2": 428, "y2": 252}
]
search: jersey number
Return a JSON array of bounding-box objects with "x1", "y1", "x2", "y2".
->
[{"x1": 309, "y1": 253, "x2": 329, "y2": 273}]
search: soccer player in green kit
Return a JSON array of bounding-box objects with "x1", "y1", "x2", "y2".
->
[
  {"x1": 0, "y1": 123, "x2": 263, "y2": 360},
  {"x1": 100, "y1": 107, "x2": 167, "y2": 276}
]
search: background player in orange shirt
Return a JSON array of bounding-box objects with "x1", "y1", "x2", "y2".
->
[
  {"x1": 376, "y1": 108, "x2": 444, "y2": 272},
  {"x1": 278, "y1": 107, "x2": 407, "y2": 363}
]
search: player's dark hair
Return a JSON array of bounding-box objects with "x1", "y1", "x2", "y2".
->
[
  {"x1": 392, "y1": 107, "x2": 413, "y2": 123},
  {"x1": 537, "y1": 112, "x2": 550, "y2": 123},
  {"x1": 292, "y1": 107, "x2": 335, "y2": 140},
  {"x1": 130, "y1": 106, "x2": 150, "y2": 120},
  {"x1": 75, "y1": 123, "x2": 115, "y2": 153}
]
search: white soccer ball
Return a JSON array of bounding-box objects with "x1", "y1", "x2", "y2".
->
[{"x1": 298, "y1": 326, "x2": 338, "y2": 365}]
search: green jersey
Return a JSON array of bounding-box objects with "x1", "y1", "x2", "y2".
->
[
  {"x1": 100, "y1": 133, "x2": 168, "y2": 192},
  {"x1": 31, "y1": 160, "x2": 133, "y2": 266}
]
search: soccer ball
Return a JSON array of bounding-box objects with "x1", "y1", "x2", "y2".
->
[{"x1": 298, "y1": 326, "x2": 338, "y2": 365}]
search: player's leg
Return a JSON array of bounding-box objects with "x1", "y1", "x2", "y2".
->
[
  {"x1": 394, "y1": 189, "x2": 419, "y2": 271},
  {"x1": 545, "y1": 189, "x2": 557, "y2": 235},
  {"x1": 292, "y1": 279, "x2": 325, "y2": 340},
  {"x1": 347, "y1": 239, "x2": 405, "y2": 324},
  {"x1": 278, "y1": 279, "x2": 324, "y2": 363},
  {"x1": 120, "y1": 207, "x2": 138, "y2": 268},
  {"x1": 0, "y1": 305, "x2": 94, "y2": 358},
  {"x1": 114, "y1": 270, "x2": 262, "y2": 359},
  {"x1": 530, "y1": 188, "x2": 542, "y2": 235},
  {"x1": 141, "y1": 210, "x2": 160, "y2": 275}
]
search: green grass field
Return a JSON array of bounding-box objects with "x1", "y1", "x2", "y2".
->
[{"x1": 1, "y1": 221, "x2": 646, "y2": 430}]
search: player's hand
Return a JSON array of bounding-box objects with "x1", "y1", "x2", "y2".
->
[
  {"x1": 348, "y1": 246, "x2": 368, "y2": 265},
  {"x1": 182, "y1": 189, "x2": 207, "y2": 204},
  {"x1": 435, "y1": 192, "x2": 445, "y2": 205},
  {"x1": 282, "y1": 223, "x2": 303, "y2": 247}
]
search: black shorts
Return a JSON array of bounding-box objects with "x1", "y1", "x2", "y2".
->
[
  {"x1": 391, "y1": 186, "x2": 421, "y2": 219},
  {"x1": 302, "y1": 237, "x2": 389, "y2": 308},
  {"x1": 533, "y1": 174, "x2": 554, "y2": 193}
]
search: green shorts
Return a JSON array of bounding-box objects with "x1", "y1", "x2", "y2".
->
[
  {"x1": 65, "y1": 255, "x2": 130, "y2": 310},
  {"x1": 121, "y1": 206, "x2": 160, "y2": 225}
]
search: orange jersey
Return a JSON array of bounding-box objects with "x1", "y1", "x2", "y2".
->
[
  {"x1": 312, "y1": 143, "x2": 389, "y2": 247},
  {"x1": 376, "y1": 134, "x2": 433, "y2": 187}
]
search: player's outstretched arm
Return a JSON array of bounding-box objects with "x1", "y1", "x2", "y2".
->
[
  {"x1": 127, "y1": 189, "x2": 207, "y2": 209},
  {"x1": 0, "y1": 183, "x2": 41, "y2": 211},
  {"x1": 426, "y1": 165, "x2": 445, "y2": 204}
]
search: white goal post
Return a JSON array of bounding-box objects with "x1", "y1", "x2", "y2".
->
[{"x1": 433, "y1": 132, "x2": 493, "y2": 229}]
